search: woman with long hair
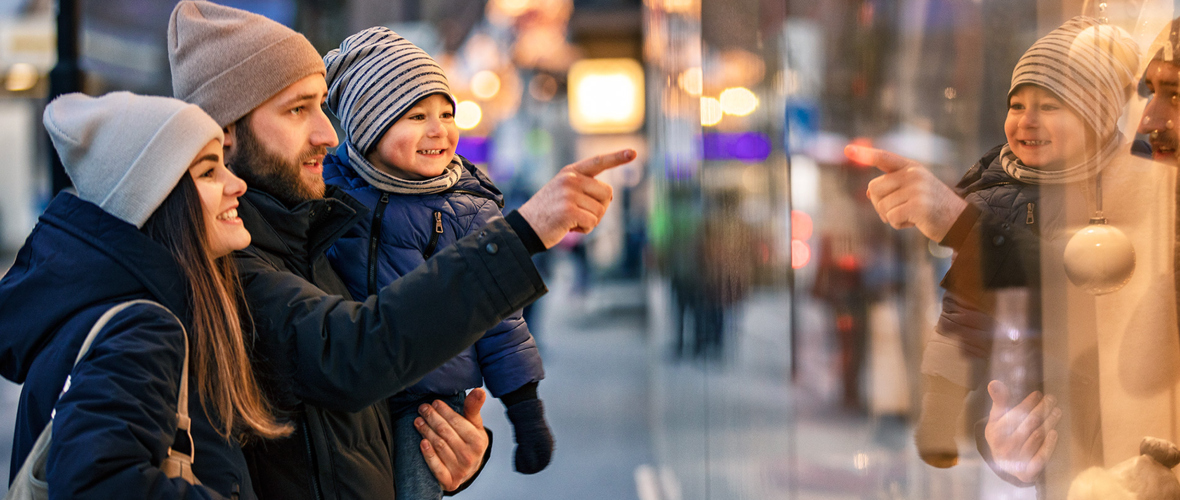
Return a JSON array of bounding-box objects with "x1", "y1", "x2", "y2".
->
[{"x1": 0, "y1": 92, "x2": 289, "y2": 499}]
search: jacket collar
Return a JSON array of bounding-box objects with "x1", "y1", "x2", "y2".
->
[{"x1": 239, "y1": 186, "x2": 367, "y2": 267}]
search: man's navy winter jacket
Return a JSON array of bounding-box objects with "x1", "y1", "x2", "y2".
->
[{"x1": 323, "y1": 153, "x2": 544, "y2": 399}]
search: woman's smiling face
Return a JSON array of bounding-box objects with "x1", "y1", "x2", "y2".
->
[
  {"x1": 189, "y1": 139, "x2": 250, "y2": 258},
  {"x1": 1005, "y1": 85, "x2": 1091, "y2": 170}
]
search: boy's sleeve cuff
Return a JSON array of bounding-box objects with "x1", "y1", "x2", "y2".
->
[
  {"x1": 939, "y1": 203, "x2": 981, "y2": 250},
  {"x1": 506, "y1": 210, "x2": 546, "y2": 255},
  {"x1": 500, "y1": 381, "x2": 540, "y2": 407}
]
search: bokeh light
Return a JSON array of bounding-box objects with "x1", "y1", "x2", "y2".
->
[
  {"x1": 456, "y1": 100, "x2": 483, "y2": 130},
  {"x1": 568, "y1": 58, "x2": 645, "y2": 134},
  {"x1": 791, "y1": 240, "x2": 811, "y2": 269},
  {"x1": 5, "y1": 63, "x2": 38, "y2": 92},
  {"x1": 471, "y1": 70, "x2": 502, "y2": 100},
  {"x1": 678, "y1": 67, "x2": 702, "y2": 96},
  {"x1": 790, "y1": 210, "x2": 813, "y2": 240},
  {"x1": 719, "y1": 87, "x2": 758, "y2": 116},
  {"x1": 492, "y1": 0, "x2": 532, "y2": 16},
  {"x1": 700, "y1": 96, "x2": 722, "y2": 126}
]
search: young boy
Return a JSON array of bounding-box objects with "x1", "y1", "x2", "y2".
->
[{"x1": 322, "y1": 27, "x2": 553, "y2": 498}]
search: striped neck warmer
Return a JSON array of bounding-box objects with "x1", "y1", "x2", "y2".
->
[
  {"x1": 344, "y1": 141, "x2": 461, "y2": 195},
  {"x1": 1000, "y1": 133, "x2": 1123, "y2": 185}
]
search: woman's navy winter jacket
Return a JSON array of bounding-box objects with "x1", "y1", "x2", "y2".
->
[
  {"x1": 0, "y1": 194, "x2": 247, "y2": 499},
  {"x1": 324, "y1": 153, "x2": 544, "y2": 399}
]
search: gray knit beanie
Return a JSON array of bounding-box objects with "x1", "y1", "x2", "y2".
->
[
  {"x1": 324, "y1": 26, "x2": 455, "y2": 154},
  {"x1": 43, "y1": 92, "x2": 223, "y2": 228},
  {"x1": 168, "y1": 1, "x2": 325, "y2": 127},
  {"x1": 1009, "y1": 16, "x2": 1138, "y2": 144}
]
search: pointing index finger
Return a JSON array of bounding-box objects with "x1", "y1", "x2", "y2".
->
[
  {"x1": 844, "y1": 144, "x2": 915, "y2": 173},
  {"x1": 571, "y1": 149, "x2": 636, "y2": 177}
]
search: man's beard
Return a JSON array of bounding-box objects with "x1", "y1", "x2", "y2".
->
[{"x1": 228, "y1": 119, "x2": 328, "y2": 207}]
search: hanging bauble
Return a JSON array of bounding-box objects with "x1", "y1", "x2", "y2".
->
[{"x1": 1063, "y1": 218, "x2": 1135, "y2": 295}]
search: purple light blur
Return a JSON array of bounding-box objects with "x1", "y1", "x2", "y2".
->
[
  {"x1": 457, "y1": 136, "x2": 490, "y2": 164},
  {"x1": 701, "y1": 132, "x2": 772, "y2": 162}
]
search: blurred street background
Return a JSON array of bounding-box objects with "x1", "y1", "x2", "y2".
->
[{"x1": 1, "y1": 0, "x2": 1176, "y2": 498}]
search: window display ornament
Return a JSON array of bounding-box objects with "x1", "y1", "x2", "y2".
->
[
  {"x1": 1067, "y1": 436, "x2": 1180, "y2": 499},
  {"x1": 1063, "y1": 173, "x2": 1135, "y2": 295}
]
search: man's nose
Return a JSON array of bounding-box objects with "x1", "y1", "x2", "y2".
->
[
  {"x1": 311, "y1": 106, "x2": 340, "y2": 148},
  {"x1": 1138, "y1": 98, "x2": 1173, "y2": 135}
]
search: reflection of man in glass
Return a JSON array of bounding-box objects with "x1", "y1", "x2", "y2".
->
[{"x1": 1138, "y1": 19, "x2": 1180, "y2": 163}]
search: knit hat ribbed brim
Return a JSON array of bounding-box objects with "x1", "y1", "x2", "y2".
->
[
  {"x1": 44, "y1": 92, "x2": 224, "y2": 228},
  {"x1": 324, "y1": 26, "x2": 455, "y2": 154},
  {"x1": 1009, "y1": 17, "x2": 1139, "y2": 143},
  {"x1": 168, "y1": 1, "x2": 326, "y2": 127}
]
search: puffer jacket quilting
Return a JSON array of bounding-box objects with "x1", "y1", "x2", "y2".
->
[{"x1": 324, "y1": 153, "x2": 544, "y2": 398}]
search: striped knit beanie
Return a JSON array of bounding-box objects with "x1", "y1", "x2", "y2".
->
[
  {"x1": 1003, "y1": 17, "x2": 1139, "y2": 184},
  {"x1": 324, "y1": 26, "x2": 455, "y2": 154},
  {"x1": 168, "y1": 1, "x2": 325, "y2": 127}
]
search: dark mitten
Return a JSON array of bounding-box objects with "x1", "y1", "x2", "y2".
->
[{"x1": 505, "y1": 398, "x2": 554, "y2": 474}]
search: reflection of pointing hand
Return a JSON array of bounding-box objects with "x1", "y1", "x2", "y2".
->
[
  {"x1": 983, "y1": 381, "x2": 1061, "y2": 484},
  {"x1": 844, "y1": 144, "x2": 922, "y2": 173},
  {"x1": 519, "y1": 149, "x2": 636, "y2": 249},
  {"x1": 844, "y1": 144, "x2": 967, "y2": 242}
]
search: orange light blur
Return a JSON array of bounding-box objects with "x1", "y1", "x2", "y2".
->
[
  {"x1": 790, "y1": 210, "x2": 812, "y2": 241},
  {"x1": 791, "y1": 240, "x2": 811, "y2": 269}
]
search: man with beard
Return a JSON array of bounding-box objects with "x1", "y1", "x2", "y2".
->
[
  {"x1": 1138, "y1": 18, "x2": 1180, "y2": 163},
  {"x1": 167, "y1": 2, "x2": 633, "y2": 499}
]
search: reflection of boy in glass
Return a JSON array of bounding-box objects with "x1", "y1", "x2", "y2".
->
[
  {"x1": 916, "y1": 18, "x2": 1139, "y2": 484},
  {"x1": 847, "y1": 17, "x2": 1165, "y2": 489}
]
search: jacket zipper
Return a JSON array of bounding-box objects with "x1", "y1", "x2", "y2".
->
[
  {"x1": 423, "y1": 211, "x2": 443, "y2": 259},
  {"x1": 367, "y1": 193, "x2": 392, "y2": 296},
  {"x1": 301, "y1": 417, "x2": 324, "y2": 500},
  {"x1": 1026, "y1": 202, "x2": 1035, "y2": 225}
]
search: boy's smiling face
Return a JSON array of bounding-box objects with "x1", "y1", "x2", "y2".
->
[
  {"x1": 368, "y1": 93, "x2": 460, "y2": 180},
  {"x1": 1005, "y1": 85, "x2": 1091, "y2": 171}
]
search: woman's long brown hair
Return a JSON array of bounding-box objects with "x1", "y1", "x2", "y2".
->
[{"x1": 143, "y1": 174, "x2": 292, "y2": 440}]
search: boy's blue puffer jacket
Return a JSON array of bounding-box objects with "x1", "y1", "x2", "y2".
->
[{"x1": 324, "y1": 152, "x2": 544, "y2": 399}]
